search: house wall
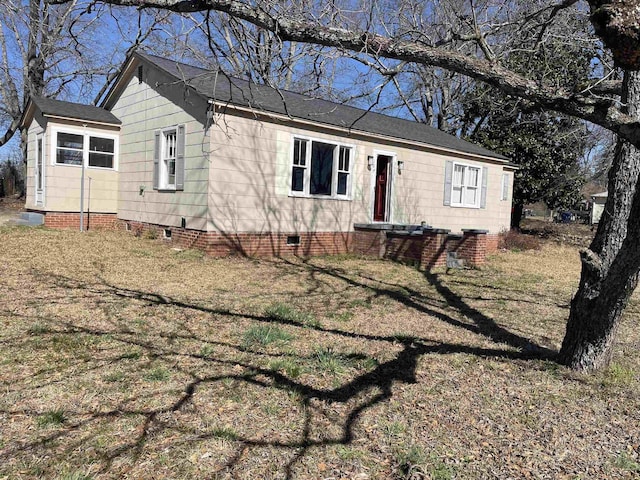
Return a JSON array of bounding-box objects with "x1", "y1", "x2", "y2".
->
[
  {"x1": 25, "y1": 115, "x2": 119, "y2": 214},
  {"x1": 108, "y1": 67, "x2": 211, "y2": 230},
  {"x1": 591, "y1": 196, "x2": 607, "y2": 225},
  {"x1": 24, "y1": 113, "x2": 45, "y2": 211},
  {"x1": 206, "y1": 109, "x2": 514, "y2": 235}
]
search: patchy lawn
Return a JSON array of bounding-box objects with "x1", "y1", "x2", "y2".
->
[{"x1": 0, "y1": 226, "x2": 639, "y2": 480}]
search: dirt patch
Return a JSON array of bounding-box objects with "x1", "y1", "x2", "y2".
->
[
  {"x1": 0, "y1": 196, "x2": 25, "y2": 225},
  {"x1": 0, "y1": 228, "x2": 638, "y2": 479},
  {"x1": 521, "y1": 218, "x2": 595, "y2": 248}
]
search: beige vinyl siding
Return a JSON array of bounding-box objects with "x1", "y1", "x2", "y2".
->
[
  {"x1": 24, "y1": 114, "x2": 44, "y2": 210},
  {"x1": 25, "y1": 116, "x2": 119, "y2": 213},
  {"x1": 109, "y1": 68, "x2": 210, "y2": 230},
  {"x1": 207, "y1": 109, "x2": 512, "y2": 235},
  {"x1": 207, "y1": 112, "x2": 366, "y2": 233}
]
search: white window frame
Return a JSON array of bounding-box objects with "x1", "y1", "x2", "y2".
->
[
  {"x1": 160, "y1": 127, "x2": 177, "y2": 190},
  {"x1": 501, "y1": 173, "x2": 510, "y2": 201},
  {"x1": 450, "y1": 161, "x2": 482, "y2": 208},
  {"x1": 35, "y1": 133, "x2": 45, "y2": 205},
  {"x1": 50, "y1": 126, "x2": 118, "y2": 171},
  {"x1": 289, "y1": 134, "x2": 354, "y2": 199}
]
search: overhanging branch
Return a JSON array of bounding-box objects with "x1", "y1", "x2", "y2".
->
[{"x1": 43, "y1": 0, "x2": 640, "y2": 146}]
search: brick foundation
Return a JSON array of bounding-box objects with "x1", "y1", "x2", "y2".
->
[
  {"x1": 28, "y1": 210, "x2": 120, "y2": 230},
  {"x1": 354, "y1": 225, "x2": 494, "y2": 269},
  {"x1": 123, "y1": 220, "x2": 352, "y2": 257},
  {"x1": 34, "y1": 212, "x2": 497, "y2": 264}
]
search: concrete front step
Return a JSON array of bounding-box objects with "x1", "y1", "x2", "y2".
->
[{"x1": 19, "y1": 212, "x2": 44, "y2": 225}]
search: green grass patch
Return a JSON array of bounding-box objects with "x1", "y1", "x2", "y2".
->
[
  {"x1": 210, "y1": 426, "x2": 239, "y2": 441},
  {"x1": 37, "y1": 409, "x2": 66, "y2": 427},
  {"x1": 264, "y1": 303, "x2": 321, "y2": 328},
  {"x1": 269, "y1": 358, "x2": 303, "y2": 378},
  {"x1": 144, "y1": 367, "x2": 171, "y2": 382},
  {"x1": 327, "y1": 311, "x2": 354, "y2": 322},
  {"x1": 612, "y1": 452, "x2": 640, "y2": 472},
  {"x1": 603, "y1": 363, "x2": 636, "y2": 387},
  {"x1": 313, "y1": 347, "x2": 351, "y2": 375},
  {"x1": 242, "y1": 324, "x2": 293, "y2": 348},
  {"x1": 27, "y1": 322, "x2": 51, "y2": 335}
]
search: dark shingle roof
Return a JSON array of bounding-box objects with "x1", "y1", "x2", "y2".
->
[
  {"x1": 137, "y1": 52, "x2": 507, "y2": 161},
  {"x1": 31, "y1": 96, "x2": 121, "y2": 125}
]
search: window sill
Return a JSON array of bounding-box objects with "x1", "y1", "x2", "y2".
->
[
  {"x1": 449, "y1": 203, "x2": 481, "y2": 209},
  {"x1": 87, "y1": 165, "x2": 117, "y2": 171},
  {"x1": 53, "y1": 162, "x2": 116, "y2": 171},
  {"x1": 289, "y1": 192, "x2": 352, "y2": 201}
]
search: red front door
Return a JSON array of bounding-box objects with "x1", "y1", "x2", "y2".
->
[{"x1": 374, "y1": 156, "x2": 390, "y2": 222}]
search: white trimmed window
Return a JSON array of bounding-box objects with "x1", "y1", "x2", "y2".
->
[
  {"x1": 53, "y1": 129, "x2": 117, "y2": 169},
  {"x1": 153, "y1": 125, "x2": 185, "y2": 191},
  {"x1": 501, "y1": 173, "x2": 510, "y2": 201},
  {"x1": 452, "y1": 163, "x2": 480, "y2": 207},
  {"x1": 88, "y1": 137, "x2": 115, "y2": 168},
  {"x1": 56, "y1": 132, "x2": 84, "y2": 165},
  {"x1": 290, "y1": 137, "x2": 353, "y2": 198},
  {"x1": 163, "y1": 129, "x2": 177, "y2": 189},
  {"x1": 444, "y1": 160, "x2": 486, "y2": 208}
]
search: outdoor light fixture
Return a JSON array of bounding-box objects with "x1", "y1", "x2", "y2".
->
[
  {"x1": 367, "y1": 155, "x2": 374, "y2": 170},
  {"x1": 398, "y1": 160, "x2": 404, "y2": 174}
]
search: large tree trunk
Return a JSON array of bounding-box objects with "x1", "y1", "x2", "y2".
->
[
  {"x1": 511, "y1": 202, "x2": 524, "y2": 230},
  {"x1": 559, "y1": 69, "x2": 640, "y2": 371}
]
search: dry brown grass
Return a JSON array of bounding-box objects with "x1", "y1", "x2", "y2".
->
[{"x1": 1, "y1": 225, "x2": 639, "y2": 479}]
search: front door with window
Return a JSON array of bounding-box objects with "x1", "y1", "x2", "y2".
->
[
  {"x1": 373, "y1": 155, "x2": 392, "y2": 222},
  {"x1": 35, "y1": 135, "x2": 44, "y2": 205}
]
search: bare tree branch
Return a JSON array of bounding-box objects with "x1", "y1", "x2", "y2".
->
[{"x1": 44, "y1": 0, "x2": 640, "y2": 146}]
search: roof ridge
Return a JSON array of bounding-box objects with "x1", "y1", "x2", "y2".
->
[
  {"x1": 132, "y1": 52, "x2": 507, "y2": 162},
  {"x1": 136, "y1": 52, "x2": 390, "y2": 118}
]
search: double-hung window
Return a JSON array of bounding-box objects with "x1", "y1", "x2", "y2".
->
[
  {"x1": 54, "y1": 130, "x2": 117, "y2": 169},
  {"x1": 501, "y1": 173, "x2": 510, "y2": 201},
  {"x1": 153, "y1": 125, "x2": 185, "y2": 191},
  {"x1": 56, "y1": 132, "x2": 84, "y2": 166},
  {"x1": 451, "y1": 163, "x2": 480, "y2": 207},
  {"x1": 163, "y1": 129, "x2": 177, "y2": 188},
  {"x1": 444, "y1": 161, "x2": 490, "y2": 208},
  {"x1": 88, "y1": 137, "x2": 115, "y2": 168},
  {"x1": 290, "y1": 137, "x2": 353, "y2": 198}
]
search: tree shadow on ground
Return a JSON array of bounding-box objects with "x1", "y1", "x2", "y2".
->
[{"x1": 1, "y1": 260, "x2": 558, "y2": 479}]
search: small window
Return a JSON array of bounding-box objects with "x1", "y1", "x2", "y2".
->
[
  {"x1": 291, "y1": 138, "x2": 306, "y2": 192},
  {"x1": 162, "y1": 129, "x2": 177, "y2": 189},
  {"x1": 337, "y1": 146, "x2": 350, "y2": 195},
  {"x1": 286, "y1": 235, "x2": 301, "y2": 245},
  {"x1": 163, "y1": 228, "x2": 172, "y2": 239},
  {"x1": 56, "y1": 132, "x2": 84, "y2": 165},
  {"x1": 451, "y1": 163, "x2": 481, "y2": 208},
  {"x1": 88, "y1": 136, "x2": 115, "y2": 168},
  {"x1": 36, "y1": 138, "x2": 43, "y2": 190},
  {"x1": 138, "y1": 65, "x2": 143, "y2": 84},
  {"x1": 153, "y1": 125, "x2": 185, "y2": 192},
  {"x1": 501, "y1": 173, "x2": 509, "y2": 201}
]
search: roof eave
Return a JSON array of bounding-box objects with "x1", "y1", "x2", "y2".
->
[
  {"x1": 100, "y1": 53, "x2": 140, "y2": 110},
  {"x1": 211, "y1": 100, "x2": 511, "y2": 164},
  {"x1": 19, "y1": 98, "x2": 36, "y2": 129},
  {"x1": 42, "y1": 113, "x2": 121, "y2": 127}
]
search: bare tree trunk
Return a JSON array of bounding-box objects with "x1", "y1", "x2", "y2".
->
[
  {"x1": 559, "y1": 69, "x2": 640, "y2": 371},
  {"x1": 511, "y1": 202, "x2": 524, "y2": 230}
]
